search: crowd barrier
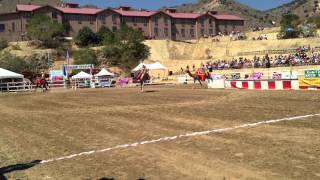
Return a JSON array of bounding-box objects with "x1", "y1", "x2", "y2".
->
[{"x1": 208, "y1": 79, "x2": 320, "y2": 90}]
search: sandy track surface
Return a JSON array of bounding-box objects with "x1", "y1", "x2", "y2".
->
[{"x1": 1, "y1": 87, "x2": 320, "y2": 180}]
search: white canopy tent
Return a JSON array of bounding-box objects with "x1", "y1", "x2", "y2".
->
[
  {"x1": 132, "y1": 62, "x2": 168, "y2": 72},
  {"x1": 95, "y1": 68, "x2": 115, "y2": 77},
  {"x1": 148, "y1": 62, "x2": 168, "y2": 70},
  {"x1": 71, "y1": 71, "x2": 92, "y2": 79},
  {"x1": 0, "y1": 68, "x2": 24, "y2": 79}
]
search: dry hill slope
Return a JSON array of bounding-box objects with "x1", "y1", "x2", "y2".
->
[{"x1": 175, "y1": 0, "x2": 320, "y2": 30}]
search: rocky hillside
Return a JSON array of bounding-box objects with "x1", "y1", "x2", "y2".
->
[
  {"x1": 175, "y1": 0, "x2": 320, "y2": 30},
  {"x1": 0, "y1": 0, "x2": 62, "y2": 14}
]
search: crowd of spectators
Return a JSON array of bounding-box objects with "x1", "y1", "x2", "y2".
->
[{"x1": 181, "y1": 46, "x2": 320, "y2": 72}]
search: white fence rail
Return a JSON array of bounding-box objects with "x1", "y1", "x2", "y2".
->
[{"x1": 0, "y1": 82, "x2": 35, "y2": 92}]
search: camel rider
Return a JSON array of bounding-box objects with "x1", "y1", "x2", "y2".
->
[{"x1": 41, "y1": 72, "x2": 49, "y2": 90}]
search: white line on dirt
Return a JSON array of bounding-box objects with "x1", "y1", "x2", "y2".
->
[{"x1": 40, "y1": 113, "x2": 320, "y2": 164}]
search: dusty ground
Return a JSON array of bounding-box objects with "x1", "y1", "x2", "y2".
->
[{"x1": 0, "y1": 86, "x2": 320, "y2": 180}]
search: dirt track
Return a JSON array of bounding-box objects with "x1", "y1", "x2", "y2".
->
[{"x1": 0, "y1": 86, "x2": 320, "y2": 180}]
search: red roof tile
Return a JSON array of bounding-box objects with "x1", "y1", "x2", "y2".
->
[
  {"x1": 16, "y1": 4, "x2": 41, "y2": 11},
  {"x1": 166, "y1": 12, "x2": 201, "y2": 19},
  {"x1": 114, "y1": 9, "x2": 157, "y2": 17},
  {"x1": 212, "y1": 15, "x2": 243, "y2": 21},
  {"x1": 55, "y1": 7, "x2": 103, "y2": 15}
]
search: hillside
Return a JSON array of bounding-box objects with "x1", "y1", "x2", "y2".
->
[
  {"x1": 0, "y1": 0, "x2": 62, "y2": 14},
  {"x1": 175, "y1": 0, "x2": 320, "y2": 30}
]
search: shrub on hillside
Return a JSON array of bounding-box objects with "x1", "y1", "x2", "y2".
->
[
  {"x1": 73, "y1": 49, "x2": 98, "y2": 65},
  {"x1": 97, "y1": 26, "x2": 115, "y2": 45},
  {"x1": 27, "y1": 14, "x2": 64, "y2": 48},
  {"x1": 0, "y1": 38, "x2": 8, "y2": 51},
  {"x1": 102, "y1": 24, "x2": 149, "y2": 73},
  {"x1": 0, "y1": 52, "x2": 28, "y2": 73},
  {"x1": 75, "y1": 27, "x2": 98, "y2": 47}
]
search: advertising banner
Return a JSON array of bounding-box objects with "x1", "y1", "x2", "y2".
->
[
  {"x1": 299, "y1": 78, "x2": 320, "y2": 87},
  {"x1": 49, "y1": 70, "x2": 64, "y2": 81},
  {"x1": 272, "y1": 71, "x2": 297, "y2": 80},
  {"x1": 304, "y1": 70, "x2": 320, "y2": 78}
]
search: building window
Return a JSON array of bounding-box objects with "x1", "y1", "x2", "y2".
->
[
  {"x1": 52, "y1": 12, "x2": 58, "y2": 19},
  {"x1": 112, "y1": 26, "x2": 117, "y2": 32},
  {"x1": 201, "y1": 29, "x2": 205, "y2": 35},
  {"x1": 164, "y1": 17, "x2": 169, "y2": 26},
  {"x1": 209, "y1": 29, "x2": 213, "y2": 35},
  {"x1": 100, "y1": 15, "x2": 106, "y2": 24},
  {"x1": 181, "y1": 19, "x2": 185, "y2": 27},
  {"x1": 164, "y1": 28, "x2": 168, "y2": 36},
  {"x1": 154, "y1": 27, "x2": 158, "y2": 36},
  {"x1": 112, "y1": 14, "x2": 117, "y2": 24},
  {"x1": 12, "y1": 22, "x2": 15, "y2": 32},
  {"x1": 77, "y1": 15, "x2": 82, "y2": 24},
  {"x1": 0, "y1": 24, "x2": 5, "y2": 32},
  {"x1": 200, "y1": 19, "x2": 204, "y2": 27},
  {"x1": 181, "y1": 29, "x2": 185, "y2": 37},
  {"x1": 90, "y1": 16, "x2": 95, "y2": 24},
  {"x1": 190, "y1": 29, "x2": 194, "y2": 37},
  {"x1": 143, "y1": 18, "x2": 148, "y2": 26},
  {"x1": 154, "y1": 16, "x2": 158, "y2": 26}
]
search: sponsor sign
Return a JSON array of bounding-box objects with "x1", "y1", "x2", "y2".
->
[
  {"x1": 49, "y1": 70, "x2": 64, "y2": 81},
  {"x1": 299, "y1": 78, "x2": 320, "y2": 87},
  {"x1": 231, "y1": 73, "x2": 241, "y2": 80},
  {"x1": 272, "y1": 71, "x2": 297, "y2": 80},
  {"x1": 304, "y1": 70, "x2": 320, "y2": 78},
  {"x1": 63, "y1": 64, "x2": 94, "y2": 70}
]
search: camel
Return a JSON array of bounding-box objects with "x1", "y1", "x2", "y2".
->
[
  {"x1": 134, "y1": 66, "x2": 150, "y2": 92},
  {"x1": 185, "y1": 69, "x2": 211, "y2": 89}
]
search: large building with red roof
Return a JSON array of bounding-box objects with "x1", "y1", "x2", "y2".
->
[{"x1": 0, "y1": 2, "x2": 244, "y2": 41}]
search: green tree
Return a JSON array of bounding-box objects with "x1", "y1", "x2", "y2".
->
[
  {"x1": 75, "y1": 27, "x2": 98, "y2": 47},
  {"x1": 26, "y1": 14, "x2": 64, "y2": 48},
  {"x1": 279, "y1": 14, "x2": 301, "y2": 39},
  {"x1": 0, "y1": 38, "x2": 8, "y2": 51},
  {"x1": 307, "y1": 15, "x2": 320, "y2": 28},
  {"x1": 0, "y1": 52, "x2": 28, "y2": 73},
  {"x1": 73, "y1": 49, "x2": 98, "y2": 65},
  {"x1": 96, "y1": 26, "x2": 115, "y2": 45},
  {"x1": 102, "y1": 24, "x2": 149, "y2": 73}
]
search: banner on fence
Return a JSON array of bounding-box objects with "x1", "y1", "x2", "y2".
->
[
  {"x1": 299, "y1": 78, "x2": 320, "y2": 87},
  {"x1": 244, "y1": 72, "x2": 263, "y2": 80},
  {"x1": 304, "y1": 70, "x2": 320, "y2": 78},
  {"x1": 231, "y1": 73, "x2": 241, "y2": 80},
  {"x1": 63, "y1": 64, "x2": 94, "y2": 70},
  {"x1": 50, "y1": 70, "x2": 64, "y2": 81},
  {"x1": 272, "y1": 71, "x2": 298, "y2": 80}
]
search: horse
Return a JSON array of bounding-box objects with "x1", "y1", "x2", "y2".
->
[
  {"x1": 32, "y1": 78, "x2": 49, "y2": 92},
  {"x1": 134, "y1": 67, "x2": 150, "y2": 92},
  {"x1": 186, "y1": 69, "x2": 212, "y2": 89}
]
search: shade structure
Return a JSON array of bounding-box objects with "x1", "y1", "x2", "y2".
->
[
  {"x1": 71, "y1": 71, "x2": 92, "y2": 79},
  {"x1": 95, "y1": 68, "x2": 114, "y2": 77},
  {"x1": 132, "y1": 62, "x2": 168, "y2": 72},
  {"x1": 0, "y1": 68, "x2": 24, "y2": 79},
  {"x1": 148, "y1": 62, "x2": 168, "y2": 70},
  {"x1": 132, "y1": 63, "x2": 147, "y2": 72}
]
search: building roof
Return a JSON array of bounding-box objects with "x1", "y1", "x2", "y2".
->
[
  {"x1": 15, "y1": 4, "x2": 243, "y2": 20},
  {"x1": 166, "y1": 12, "x2": 201, "y2": 19},
  {"x1": 113, "y1": 9, "x2": 157, "y2": 17},
  {"x1": 55, "y1": 7, "x2": 103, "y2": 15},
  {"x1": 16, "y1": 4, "x2": 41, "y2": 11},
  {"x1": 211, "y1": 14, "x2": 243, "y2": 21}
]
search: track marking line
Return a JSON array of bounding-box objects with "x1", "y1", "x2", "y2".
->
[{"x1": 40, "y1": 113, "x2": 320, "y2": 164}]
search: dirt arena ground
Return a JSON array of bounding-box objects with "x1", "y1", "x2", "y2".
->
[{"x1": 1, "y1": 86, "x2": 320, "y2": 180}]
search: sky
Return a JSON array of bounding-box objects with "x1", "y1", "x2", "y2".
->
[{"x1": 72, "y1": 0, "x2": 293, "y2": 11}]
